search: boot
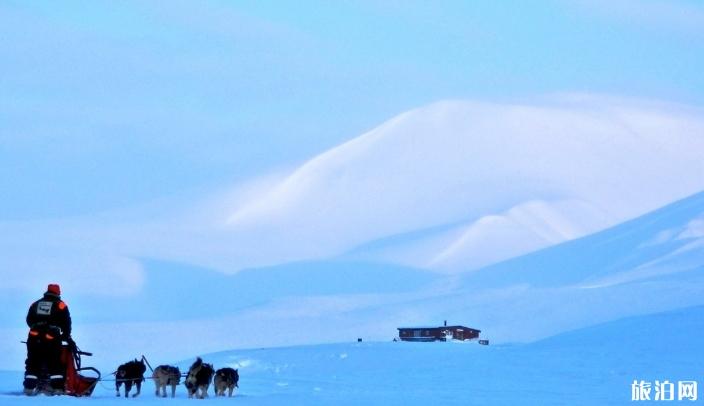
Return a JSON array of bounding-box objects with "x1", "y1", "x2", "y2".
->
[
  {"x1": 23, "y1": 374, "x2": 38, "y2": 396},
  {"x1": 49, "y1": 375, "x2": 65, "y2": 396}
]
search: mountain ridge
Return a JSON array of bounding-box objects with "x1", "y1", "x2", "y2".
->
[{"x1": 221, "y1": 96, "x2": 704, "y2": 272}]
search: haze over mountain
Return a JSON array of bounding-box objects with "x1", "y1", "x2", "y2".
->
[
  {"x1": 1, "y1": 95, "x2": 703, "y2": 298},
  {"x1": 224, "y1": 95, "x2": 704, "y2": 272}
]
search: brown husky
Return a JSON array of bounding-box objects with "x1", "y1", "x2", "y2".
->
[
  {"x1": 214, "y1": 367, "x2": 239, "y2": 397},
  {"x1": 152, "y1": 365, "x2": 181, "y2": 398}
]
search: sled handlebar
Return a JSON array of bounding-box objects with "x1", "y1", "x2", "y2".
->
[{"x1": 20, "y1": 341, "x2": 92, "y2": 356}]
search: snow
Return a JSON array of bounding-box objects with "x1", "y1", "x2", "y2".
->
[
  {"x1": 460, "y1": 190, "x2": 704, "y2": 289},
  {"x1": 223, "y1": 96, "x2": 704, "y2": 272},
  {"x1": 1, "y1": 96, "x2": 703, "y2": 286},
  {"x1": 427, "y1": 199, "x2": 608, "y2": 270},
  {"x1": 0, "y1": 98, "x2": 702, "y2": 404},
  {"x1": 1, "y1": 191, "x2": 702, "y2": 384},
  {"x1": 1, "y1": 305, "x2": 701, "y2": 404},
  {"x1": 679, "y1": 216, "x2": 704, "y2": 239}
]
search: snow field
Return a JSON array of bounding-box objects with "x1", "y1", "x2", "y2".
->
[{"x1": 1, "y1": 305, "x2": 702, "y2": 405}]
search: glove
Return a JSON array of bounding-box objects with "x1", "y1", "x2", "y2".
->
[{"x1": 66, "y1": 336, "x2": 77, "y2": 351}]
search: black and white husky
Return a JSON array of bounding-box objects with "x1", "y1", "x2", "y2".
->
[{"x1": 184, "y1": 357, "x2": 214, "y2": 399}]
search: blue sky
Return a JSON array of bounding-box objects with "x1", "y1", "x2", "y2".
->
[{"x1": 2, "y1": 0, "x2": 703, "y2": 219}]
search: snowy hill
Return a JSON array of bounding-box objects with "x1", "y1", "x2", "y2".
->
[
  {"x1": 461, "y1": 189, "x2": 704, "y2": 289},
  {"x1": 430, "y1": 190, "x2": 704, "y2": 342},
  {"x1": 1, "y1": 96, "x2": 703, "y2": 295},
  {"x1": 224, "y1": 96, "x2": 704, "y2": 272},
  {"x1": 1, "y1": 305, "x2": 701, "y2": 405},
  {"x1": 1, "y1": 97, "x2": 703, "y2": 404},
  {"x1": 2, "y1": 190, "x2": 703, "y2": 374}
]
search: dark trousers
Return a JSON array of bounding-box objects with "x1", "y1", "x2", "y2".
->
[{"x1": 24, "y1": 328, "x2": 64, "y2": 390}]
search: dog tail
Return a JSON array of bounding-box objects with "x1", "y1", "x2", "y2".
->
[{"x1": 191, "y1": 357, "x2": 203, "y2": 369}]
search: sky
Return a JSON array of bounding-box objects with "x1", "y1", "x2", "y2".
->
[{"x1": 2, "y1": 0, "x2": 704, "y2": 220}]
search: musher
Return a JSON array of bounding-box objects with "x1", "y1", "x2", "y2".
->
[{"x1": 24, "y1": 283, "x2": 73, "y2": 395}]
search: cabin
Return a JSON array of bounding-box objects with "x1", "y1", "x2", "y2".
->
[{"x1": 397, "y1": 321, "x2": 481, "y2": 342}]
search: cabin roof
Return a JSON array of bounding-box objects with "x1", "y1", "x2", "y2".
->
[{"x1": 397, "y1": 326, "x2": 481, "y2": 332}]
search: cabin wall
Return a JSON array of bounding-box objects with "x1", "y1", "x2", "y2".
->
[{"x1": 398, "y1": 327, "x2": 480, "y2": 341}]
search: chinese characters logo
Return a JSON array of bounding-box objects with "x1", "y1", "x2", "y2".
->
[{"x1": 632, "y1": 380, "x2": 697, "y2": 402}]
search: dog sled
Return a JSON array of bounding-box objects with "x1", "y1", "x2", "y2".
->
[
  {"x1": 23, "y1": 340, "x2": 100, "y2": 397},
  {"x1": 62, "y1": 342, "x2": 101, "y2": 396}
]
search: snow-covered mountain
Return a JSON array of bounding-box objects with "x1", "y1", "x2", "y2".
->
[
  {"x1": 1, "y1": 95, "x2": 702, "y2": 291},
  {"x1": 461, "y1": 189, "x2": 704, "y2": 289},
  {"x1": 2, "y1": 190, "x2": 702, "y2": 373},
  {"x1": 224, "y1": 96, "x2": 704, "y2": 272},
  {"x1": 445, "y1": 189, "x2": 704, "y2": 341},
  {"x1": 1, "y1": 97, "x2": 703, "y2": 395}
]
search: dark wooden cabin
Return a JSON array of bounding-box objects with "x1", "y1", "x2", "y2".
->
[{"x1": 397, "y1": 322, "x2": 481, "y2": 342}]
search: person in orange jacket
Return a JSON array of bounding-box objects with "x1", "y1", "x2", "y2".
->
[{"x1": 23, "y1": 283, "x2": 72, "y2": 395}]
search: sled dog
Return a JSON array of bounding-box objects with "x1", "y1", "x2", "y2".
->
[
  {"x1": 115, "y1": 359, "x2": 146, "y2": 398},
  {"x1": 152, "y1": 365, "x2": 181, "y2": 398},
  {"x1": 184, "y1": 357, "x2": 214, "y2": 399},
  {"x1": 214, "y1": 367, "x2": 239, "y2": 397}
]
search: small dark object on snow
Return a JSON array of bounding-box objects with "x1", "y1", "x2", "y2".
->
[
  {"x1": 185, "y1": 357, "x2": 214, "y2": 399},
  {"x1": 213, "y1": 367, "x2": 239, "y2": 397},
  {"x1": 152, "y1": 365, "x2": 181, "y2": 398},
  {"x1": 479, "y1": 339, "x2": 489, "y2": 345},
  {"x1": 397, "y1": 323, "x2": 481, "y2": 342},
  {"x1": 115, "y1": 359, "x2": 146, "y2": 398}
]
